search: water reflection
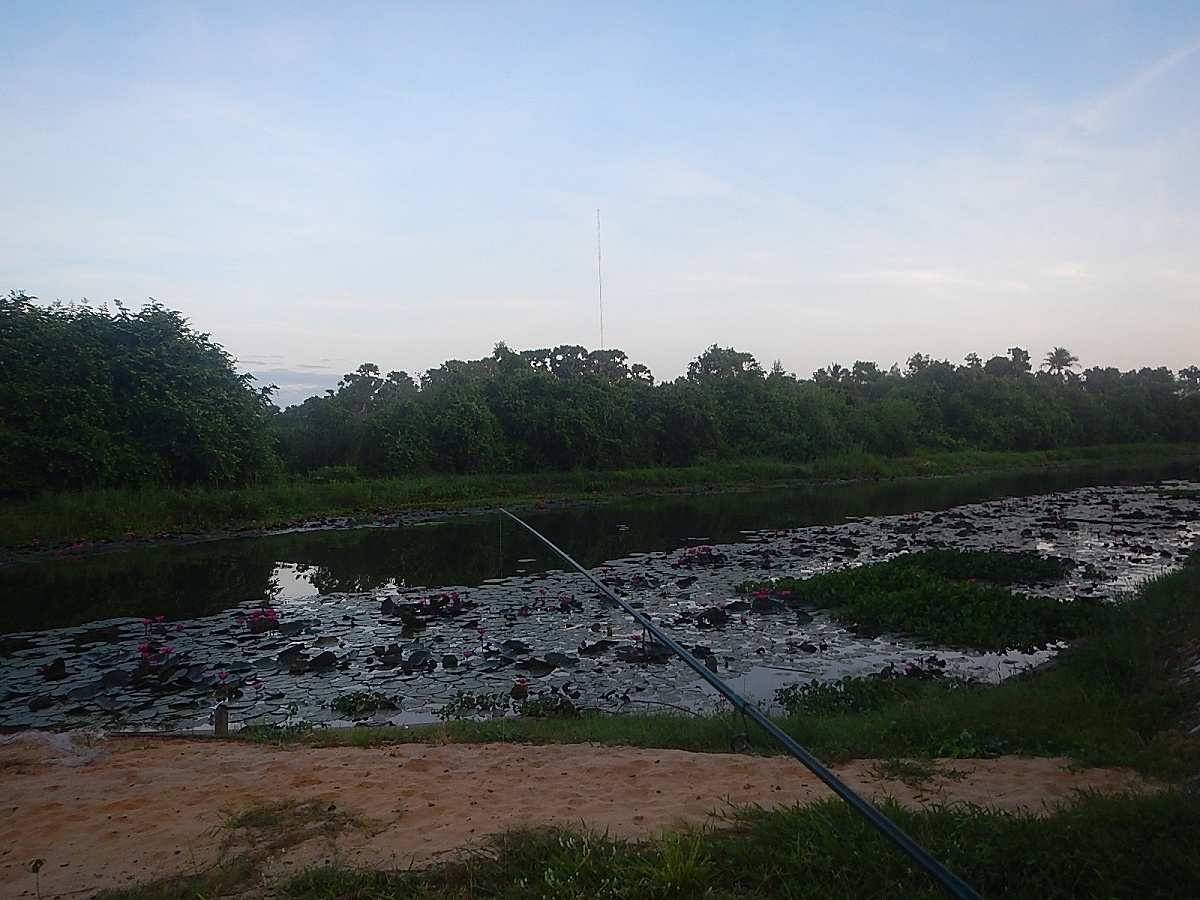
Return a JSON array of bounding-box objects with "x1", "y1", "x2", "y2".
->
[{"x1": 1, "y1": 457, "x2": 1195, "y2": 636}]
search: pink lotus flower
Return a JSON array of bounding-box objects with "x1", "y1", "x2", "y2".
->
[{"x1": 216, "y1": 671, "x2": 229, "y2": 681}]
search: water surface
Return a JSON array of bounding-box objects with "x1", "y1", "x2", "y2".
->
[{"x1": 1, "y1": 457, "x2": 1195, "y2": 635}]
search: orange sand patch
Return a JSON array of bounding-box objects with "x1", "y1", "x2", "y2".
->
[{"x1": 0, "y1": 734, "x2": 1159, "y2": 898}]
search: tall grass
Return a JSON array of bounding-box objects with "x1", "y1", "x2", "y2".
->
[{"x1": 3, "y1": 443, "x2": 1196, "y2": 547}]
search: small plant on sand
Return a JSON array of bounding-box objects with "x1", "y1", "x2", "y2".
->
[
  {"x1": 30, "y1": 858, "x2": 45, "y2": 899},
  {"x1": 869, "y1": 757, "x2": 968, "y2": 788}
]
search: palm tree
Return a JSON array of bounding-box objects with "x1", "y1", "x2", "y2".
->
[{"x1": 1043, "y1": 347, "x2": 1080, "y2": 382}]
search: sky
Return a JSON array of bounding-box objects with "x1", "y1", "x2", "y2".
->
[{"x1": 2, "y1": 2, "x2": 1198, "y2": 407}]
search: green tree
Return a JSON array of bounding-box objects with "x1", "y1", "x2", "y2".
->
[
  {"x1": 686, "y1": 345, "x2": 763, "y2": 383},
  {"x1": 0, "y1": 292, "x2": 277, "y2": 494},
  {"x1": 1043, "y1": 347, "x2": 1080, "y2": 382}
]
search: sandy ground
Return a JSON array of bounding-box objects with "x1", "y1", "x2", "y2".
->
[{"x1": 0, "y1": 733, "x2": 1161, "y2": 899}]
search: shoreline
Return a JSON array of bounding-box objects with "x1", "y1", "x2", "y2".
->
[{"x1": 3, "y1": 446, "x2": 1196, "y2": 568}]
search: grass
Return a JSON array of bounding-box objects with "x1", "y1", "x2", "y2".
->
[
  {"x1": 96, "y1": 797, "x2": 366, "y2": 900},
  {"x1": 2, "y1": 442, "x2": 1196, "y2": 548},
  {"x1": 867, "y1": 757, "x2": 968, "y2": 787},
  {"x1": 95, "y1": 790, "x2": 1200, "y2": 899},
  {"x1": 148, "y1": 790, "x2": 1199, "y2": 899}
]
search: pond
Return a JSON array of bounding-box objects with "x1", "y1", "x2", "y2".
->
[{"x1": 1, "y1": 459, "x2": 1198, "y2": 733}]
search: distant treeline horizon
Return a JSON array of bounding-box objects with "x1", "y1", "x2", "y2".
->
[{"x1": 3, "y1": 291, "x2": 1199, "y2": 496}]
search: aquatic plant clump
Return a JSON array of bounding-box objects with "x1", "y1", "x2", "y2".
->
[
  {"x1": 743, "y1": 550, "x2": 1097, "y2": 652},
  {"x1": 775, "y1": 657, "x2": 972, "y2": 716},
  {"x1": 895, "y1": 548, "x2": 1070, "y2": 584},
  {"x1": 329, "y1": 690, "x2": 400, "y2": 719}
]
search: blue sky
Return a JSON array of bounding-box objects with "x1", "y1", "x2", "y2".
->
[{"x1": 3, "y1": 2, "x2": 1198, "y2": 406}]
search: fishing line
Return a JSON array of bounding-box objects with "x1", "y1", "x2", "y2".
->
[{"x1": 499, "y1": 506, "x2": 982, "y2": 900}]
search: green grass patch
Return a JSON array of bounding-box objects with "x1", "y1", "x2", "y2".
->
[
  {"x1": 267, "y1": 789, "x2": 1200, "y2": 900},
  {"x1": 741, "y1": 549, "x2": 1090, "y2": 652},
  {"x1": 95, "y1": 789, "x2": 1200, "y2": 900}
]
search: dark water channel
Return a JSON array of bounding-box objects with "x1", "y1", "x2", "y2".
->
[{"x1": 2, "y1": 458, "x2": 1196, "y2": 637}]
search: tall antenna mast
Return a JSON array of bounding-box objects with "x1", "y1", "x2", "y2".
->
[{"x1": 596, "y1": 208, "x2": 604, "y2": 350}]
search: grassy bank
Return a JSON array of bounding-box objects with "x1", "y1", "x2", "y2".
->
[
  {"x1": 102, "y1": 555, "x2": 1200, "y2": 898},
  {"x1": 2, "y1": 442, "x2": 1196, "y2": 548},
  {"x1": 102, "y1": 790, "x2": 1200, "y2": 900}
]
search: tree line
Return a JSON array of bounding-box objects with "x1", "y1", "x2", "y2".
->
[
  {"x1": 276, "y1": 343, "x2": 1200, "y2": 478},
  {"x1": 3, "y1": 291, "x2": 1198, "y2": 496}
]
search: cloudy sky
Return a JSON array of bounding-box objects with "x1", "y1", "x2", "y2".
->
[{"x1": 3, "y1": 2, "x2": 1198, "y2": 407}]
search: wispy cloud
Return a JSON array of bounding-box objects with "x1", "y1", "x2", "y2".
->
[{"x1": 1072, "y1": 36, "x2": 1200, "y2": 132}]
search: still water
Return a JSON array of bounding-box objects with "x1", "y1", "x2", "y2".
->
[{"x1": 2, "y1": 458, "x2": 1196, "y2": 637}]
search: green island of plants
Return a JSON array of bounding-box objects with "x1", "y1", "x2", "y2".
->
[{"x1": 738, "y1": 549, "x2": 1095, "y2": 653}]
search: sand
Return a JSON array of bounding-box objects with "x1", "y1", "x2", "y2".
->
[{"x1": 0, "y1": 733, "x2": 1159, "y2": 899}]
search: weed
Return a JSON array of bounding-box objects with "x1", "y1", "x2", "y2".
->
[
  {"x1": 329, "y1": 690, "x2": 400, "y2": 719},
  {"x1": 29, "y1": 858, "x2": 44, "y2": 899},
  {"x1": 869, "y1": 757, "x2": 967, "y2": 787},
  {"x1": 436, "y1": 689, "x2": 511, "y2": 720},
  {"x1": 518, "y1": 696, "x2": 580, "y2": 719},
  {"x1": 743, "y1": 549, "x2": 1096, "y2": 652},
  {"x1": 774, "y1": 659, "x2": 971, "y2": 716},
  {"x1": 238, "y1": 701, "x2": 330, "y2": 741}
]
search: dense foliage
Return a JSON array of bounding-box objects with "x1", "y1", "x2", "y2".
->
[
  {"x1": 742, "y1": 550, "x2": 1093, "y2": 652},
  {"x1": 5, "y1": 289, "x2": 1199, "y2": 494},
  {"x1": 0, "y1": 291, "x2": 276, "y2": 496},
  {"x1": 276, "y1": 342, "x2": 1200, "y2": 477}
]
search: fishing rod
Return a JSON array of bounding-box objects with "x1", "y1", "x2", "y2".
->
[{"x1": 500, "y1": 507, "x2": 982, "y2": 900}]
